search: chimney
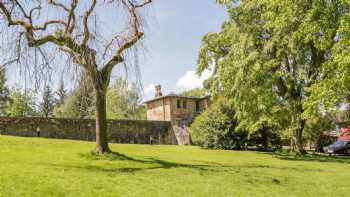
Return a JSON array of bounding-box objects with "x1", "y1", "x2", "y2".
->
[{"x1": 155, "y1": 85, "x2": 162, "y2": 97}]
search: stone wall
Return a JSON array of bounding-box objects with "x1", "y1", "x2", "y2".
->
[{"x1": 0, "y1": 117, "x2": 177, "y2": 145}]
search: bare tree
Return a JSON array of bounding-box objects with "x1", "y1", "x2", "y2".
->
[{"x1": 0, "y1": 0, "x2": 152, "y2": 154}]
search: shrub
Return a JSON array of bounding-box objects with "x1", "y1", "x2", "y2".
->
[
  {"x1": 190, "y1": 97, "x2": 247, "y2": 150},
  {"x1": 248, "y1": 127, "x2": 282, "y2": 151},
  {"x1": 304, "y1": 115, "x2": 335, "y2": 152},
  {"x1": 190, "y1": 97, "x2": 283, "y2": 150}
]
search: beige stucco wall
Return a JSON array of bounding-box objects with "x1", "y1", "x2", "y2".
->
[
  {"x1": 146, "y1": 96, "x2": 210, "y2": 145},
  {"x1": 199, "y1": 99, "x2": 209, "y2": 110},
  {"x1": 146, "y1": 98, "x2": 171, "y2": 121},
  {"x1": 170, "y1": 98, "x2": 197, "y2": 121},
  {"x1": 146, "y1": 96, "x2": 209, "y2": 122}
]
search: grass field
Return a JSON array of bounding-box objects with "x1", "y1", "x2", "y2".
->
[{"x1": 0, "y1": 135, "x2": 349, "y2": 197}]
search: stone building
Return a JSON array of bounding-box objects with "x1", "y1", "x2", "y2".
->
[{"x1": 144, "y1": 85, "x2": 210, "y2": 144}]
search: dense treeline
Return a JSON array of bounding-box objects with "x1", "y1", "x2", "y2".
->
[{"x1": 0, "y1": 68, "x2": 145, "y2": 120}]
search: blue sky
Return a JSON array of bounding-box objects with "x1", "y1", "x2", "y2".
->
[
  {"x1": 139, "y1": 0, "x2": 227, "y2": 99},
  {"x1": 4, "y1": 1, "x2": 227, "y2": 99}
]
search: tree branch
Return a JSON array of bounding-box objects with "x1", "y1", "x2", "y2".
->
[
  {"x1": 29, "y1": 4, "x2": 41, "y2": 19},
  {"x1": 32, "y1": 20, "x2": 67, "y2": 31},
  {"x1": 82, "y1": 0, "x2": 96, "y2": 45},
  {"x1": 0, "y1": 58, "x2": 19, "y2": 67},
  {"x1": 1, "y1": 0, "x2": 151, "y2": 90},
  {"x1": 0, "y1": 3, "x2": 28, "y2": 27},
  {"x1": 66, "y1": 0, "x2": 78, "y2": 34},
  {"x1": 101, "y1": 0, "x2": 151, "y2": 76},
  {"x1": 48, "y1": 0, "x2": 70, "y2": 12},
  {"x1": 13, "y1": 0, "x2": 30, "y2": 19},
  {"x1": 134, "y1": 0, "x2": 152, "y2": 8}
]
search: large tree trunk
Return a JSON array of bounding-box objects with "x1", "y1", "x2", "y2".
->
[
  {"x1": 293, "y1": 119, "x2": 306, "y2": 154},
  {"x1": 261, "y1": 128, "x2": 269, "y2": 150},
  {"x1": 294, "y1": 129, "x2": 306, "y2": 154},
  {"x1": 94, "y1": 85, "x2": 111, "y2": 154},
  {"x1": 290, "y1": 137, "x2": 296, "y2": 152}
]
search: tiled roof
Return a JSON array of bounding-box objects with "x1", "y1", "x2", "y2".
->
[{"x1": 143, "y1": 94, "x2": 210, "y2": 104}]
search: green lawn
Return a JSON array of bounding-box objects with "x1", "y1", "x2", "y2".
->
[{"x1": 0, "y1": 135, "x2": 349, "y2": 197}]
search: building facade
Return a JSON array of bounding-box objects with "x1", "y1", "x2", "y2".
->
[{"x1": 144, "y1": 85, "x2": 210, "y2": 144}]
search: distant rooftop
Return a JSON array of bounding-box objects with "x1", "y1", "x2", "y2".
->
[
  {"x1": 143, "y1": 93, "x2": 210, "y2": 104},
  {"x1": 143, "y1": 84, "x2": 209, "y2": 104}
]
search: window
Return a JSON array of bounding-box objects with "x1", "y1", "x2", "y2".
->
[
  {"x1": 183, "y1": 100, "x2": 187, "y2": 109},
  {"x1": 196, "y1": 101, "x2": 200, "y2": 112},
  {"x1": 177, "y1": 100, "x2": 181, "y2": 108}
]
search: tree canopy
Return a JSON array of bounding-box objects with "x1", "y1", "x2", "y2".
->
[
  {"x1": 40, "y1": 85, "x2": 55, "y2": 117},
  {"x1": 54, "y1": 78, "x2": 145, "y2": 120},
  {"x1": 199, "y1": 0, "x2": 350, "y2": 153},
  {"x1": 6, "y1": 88, "x2": 37, "y2": 117},
  {"x1": 180, "y1": 88, "x2": 207, "y2": 97},
  {"x1": 106, "y1": 79, "x2": 145, "y2": 120}
]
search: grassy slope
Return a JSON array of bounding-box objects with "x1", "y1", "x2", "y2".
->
[{"x1": 0, "y1": 135, "x2": 349, "y2": 197}]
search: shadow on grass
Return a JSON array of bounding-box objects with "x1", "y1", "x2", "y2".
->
[
  {"x1": 37, "y1": 150, "x2": 330, "y2": 177},
  {"x1": 39, "y1": 151, "x2": 216, "y2": 174},
  {"x1": 262, "y1": 151, "x2": 350, "y2": 164}
]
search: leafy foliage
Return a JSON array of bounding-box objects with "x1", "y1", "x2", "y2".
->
[
  {"x1": 55, "y1": 79, "x2": 67, "y2": 107},
  {"x1": 0, "y1": 67, "x2": 10, "y2": 116},
  {"x1": 53, "y1": 91, "x2": 82, "y2": 118},
  {"x1": 304, "y1": 0, "x2": 350, "y2": 117},
  {"x1": 304, "y1": 114, "x2": 335, "y2": 152},
  {"x1": 190, "y1": 97, "x2": 247, "y2": 150},
  {"x1": 106, "y1": 79, "x2": 145, "y2": 120},
  {"x1": 54, "y1": 78, "x2": 145, "y2": 120},
  {"x1": 190, "y1": 97, "x2": 282, "y2": 150},
  {"x1": 53, "y1": 88, "x2": 94, "y2": 119},
  {"x1": 40, "y1": 85, "x2": 55, "y2": 117},
  {"x1": 180, "y1": 88, "x2": 207, "y2": 97},
  {"x1": 53, "y1": 75, "x2": 95, "y2": 118},
  {"x1": 6, "y1": 88, "x2": 38, "y2": 117},
  {"x1": 248, "y1": 127, "x2": 282, "y2": 150},
  {"x1": 199, "y1": 0, "x2": 350, "y2": 153}
]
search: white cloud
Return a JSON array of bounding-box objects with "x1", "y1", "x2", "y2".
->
[
  {"x1": 176, "y1": 69, "x2": 211, "y2": 91},
  {"x1": 142, "y1": 83, "x2": 156, "y2": 102},
  {"x1": 144, "y1": 84, "x2": 156, "y2": 95}
]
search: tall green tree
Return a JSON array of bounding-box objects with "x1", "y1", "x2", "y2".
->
[
  {"x1": 75, "y1": 74, "x2": 95, "y2": 119},
  {"x1": 304, "y1": 1, "x2": 350, "y2": 118},
  {"x1": 53, "y1": 76, "x2": 95, "y2": 119},
  {"x1": 199, "y1": 0, "x2": 350, "y2": 153},
  {"x1": 53, "y1": 90, "x2": 93, "y2": 118},
  {"x1": 106, "y1": 79, "x2": 145, "y2": 120},
  {"x1": 55, "y1": 79, "x2": 67, "y2": 107},
  {"x1": 0, "y1": 66, "x2": 10, "y2": 116},
  {"x1": 6, "y1": 88, "x2": 37, "y2": 117},
  {"x1": 40, "y1": 85, "x2": 55, "y2": 117},
  {"x1": 181, "y1": 88, "x2": 207, "y2": 97},
  {"x1": 54, "y1": 78, "x2": 145, "y2": 120}
]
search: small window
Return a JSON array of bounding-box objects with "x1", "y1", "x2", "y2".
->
[
  {"x1": 177, "y1": 100, "x2": 181, "y2": 108},
  {"x1": 183, "y1": 100, "x2": 187, "y2": 109},
  {"x1": 196, "y1": 101, "x2": 200, "y2": 112}
]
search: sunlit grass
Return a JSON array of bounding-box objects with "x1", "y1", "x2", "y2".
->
[{"x1": 0, "y1": 135, "x2": 349, "y2": 197}]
